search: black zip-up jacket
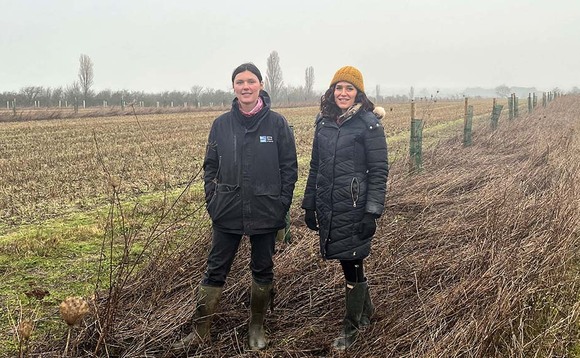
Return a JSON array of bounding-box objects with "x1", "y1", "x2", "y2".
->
[
  {"x1": 203, "y1": 91, "x2": 298, "y2": 235},
  {"x1": 302, "y1": 108, "x2": 388, "y2": 260}
]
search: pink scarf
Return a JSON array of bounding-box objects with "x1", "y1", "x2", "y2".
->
[{"x1": 239, "y1": 97, "x2": 264, "y2": 117}]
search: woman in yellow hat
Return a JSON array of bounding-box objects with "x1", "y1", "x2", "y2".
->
[{"x1": 302, "y1": 65, "x2": 388, "y2": 350}]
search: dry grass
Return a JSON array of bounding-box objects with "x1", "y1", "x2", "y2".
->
[
  {"x1": 0, "y1": 105, "x2": 229, "y2": 123},
  {"x1": 25, "y1": 96, "x2": 580, "y2": 357}
]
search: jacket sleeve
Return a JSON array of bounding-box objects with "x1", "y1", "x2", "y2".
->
[
  {"x1": 202, "y1": 124, "x2": 218, "y2": 205},
  {"x1": 364, "y1": 117, "x2": 389, "y2": 217},
  {"x1": 278, "y1": 117, "x2": 298, "y2": 212},
  {"x1": 301, "y1": 118, "x2": 320, "y2": 211}
]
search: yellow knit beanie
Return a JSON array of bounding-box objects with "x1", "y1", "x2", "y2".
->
[{"x1": 329, "y1": 66, "x2": 365, "y2": 93}]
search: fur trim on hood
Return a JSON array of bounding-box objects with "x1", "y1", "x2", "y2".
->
[{"x1": 373, "y1": 106, "x2": 386, "y2": 120}]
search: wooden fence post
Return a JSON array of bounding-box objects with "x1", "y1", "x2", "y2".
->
[
  {"x1": 514, "y1": 95, "x2": 519, "y2": 118},
  {"x1": 508, "y1": 94, "x2": 514, "y2": 120},
  {"x1": 528, "y1": 93, "x2": 532, "y2": 114},
  {"x1": 409, "y1": 101, "x2": 423, "y2": 173},
  {"x1": 491, "y1": 98, "x2": 503, "y2": 130},
  {"x1": 463, "y1": 103, "x2": 473, "y2": 146},
  {"x1": 542, "y1": 93, "x2": 547, "y2": 108}
]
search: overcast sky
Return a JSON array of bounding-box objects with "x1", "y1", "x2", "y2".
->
[{"x1": 1, "y1": 0, "x2": 578, "y2": 95}]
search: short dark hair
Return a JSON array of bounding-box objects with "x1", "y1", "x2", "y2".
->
[{"x1": 231, "y1": 63, "x2": 263, "y2": 83}]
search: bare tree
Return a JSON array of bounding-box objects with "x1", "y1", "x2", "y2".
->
[
  {"x1": 65, "y1": 81, "x2": 81, "y2": 112},
  {"x1": 41, "y1": 87, "x2": 52, "y2": 107},
  {"x1": 65, "y1": 81, "x2": 81, "y2": 101},
  {"x1": 78, "y1": 54, "x2": 94, "y2": 104},
  {"x1": 375, "y1": 84, "x2": 381, "y2": 102},
  {"x1": 190, "y1": 85, "x2": 204, "y2": 108},
  {"x1": 409, "y1": 86, "x2": 415, "y2": 101},
  {"x1": 19, "y1": 86, "x2": 43, "y2": 106},
  {"x1": 304, "y1": 66, "x2": 315, "y2": 100},
  {"x1": 265, "y1": 51, "x2": 284, "y2": 102},
  {"x1": 495, "y1": 84, "x2": 511, "y2": 98},
  {"x1": 52, "y1": 86, "x2": 64, "y2": 106}
]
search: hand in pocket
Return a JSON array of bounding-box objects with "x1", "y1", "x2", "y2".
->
[
  {"x1": 358, "y1": 213, "x2": 377, "y2": 239},
  {"x1": 304, "y1": 210, "x2": 319, "y2": 231}
]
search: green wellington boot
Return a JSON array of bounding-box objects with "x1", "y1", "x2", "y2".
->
[
  {"x1": 248, "y1": 280, "x2": 273, "y2": 350},
  {"x1": 332, "y1": 280, "x2": 367, "y2": 351},
  {"x1": 359, "y1": 280, "x2": 375, "y2": 328},
  {"x1": 171, "y1": 284, "x2": 223, "y2": 350}
]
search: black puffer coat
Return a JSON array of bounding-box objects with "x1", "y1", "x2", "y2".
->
[
  {"x1": 302, "y1": 108, "x2": 388, "y2": 260},
  {"x1": 203, "y1": 91, "x2": 298, "y2": 235}
]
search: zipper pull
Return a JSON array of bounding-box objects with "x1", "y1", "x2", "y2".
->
[{"x1": 351, "y1": 177, "x2": 359, "y2": 207}]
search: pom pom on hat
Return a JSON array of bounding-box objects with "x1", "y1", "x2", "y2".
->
[{"x1": 330, "y1": 66, "x2": 365, "y2": 93}]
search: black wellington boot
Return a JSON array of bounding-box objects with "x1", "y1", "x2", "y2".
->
[{"x1": 332, "y1": 280, "x2": 367, "y2": 351}]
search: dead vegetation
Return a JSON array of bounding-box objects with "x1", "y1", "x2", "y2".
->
[
  {"x1": 23, "y1": 96, "x2": 580, "y2": 356},
  {"x1": 0, "y1": 105, "x2": 228, "y2": 123}
]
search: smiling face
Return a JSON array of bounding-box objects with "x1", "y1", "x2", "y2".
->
[
  {"x1": 333, "y1": 81, "x2": 358, "y2": 112},
  {"x1": 233, "y1": 70, "x2": 263, "y2": 109}
]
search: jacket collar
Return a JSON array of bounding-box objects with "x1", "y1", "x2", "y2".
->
[
  {"x1": 337, "y1": 103, "x2": 362, "y2": 125},
  {"x1": 231, "y1": 90, "x2": 272, "y2": 131}
]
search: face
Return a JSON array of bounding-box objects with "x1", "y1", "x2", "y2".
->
[
  {"x1": 233, "y1": 70, "x2": 263, "y2": 107},
  {"x1": 333, "y1": 81, "x2": 358, "y2": 112}
]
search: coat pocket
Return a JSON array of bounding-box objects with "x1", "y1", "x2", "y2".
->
[
  {"x1": 207, "y1": 184, "x2": 240, "y2": 222},
  {"x1": 253, "y1": 193, "x2": 285, "y2": 222}
]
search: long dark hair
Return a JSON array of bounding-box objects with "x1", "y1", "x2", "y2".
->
[{"x1": 320, "y1": 85, "x2": 375, "y2": 119}]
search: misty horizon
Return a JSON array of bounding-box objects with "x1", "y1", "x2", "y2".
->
[{"x1": 1, "y1": 0, "x2": 578, "y2": 96}]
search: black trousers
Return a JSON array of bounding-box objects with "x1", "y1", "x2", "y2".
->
[
  {"x1": 203, "y1": 229, "x2": 276, "y2": 287},
  {"x1": 340, "y1": 259, "x2": 365, "y2": 283}
]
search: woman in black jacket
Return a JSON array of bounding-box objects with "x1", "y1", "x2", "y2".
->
[
  {"x1": 173, "y1": 63, "x2": 298, "y2": 351},
  {"x1": 302, "y1": 65, "x2": 388, "y2": 350}
]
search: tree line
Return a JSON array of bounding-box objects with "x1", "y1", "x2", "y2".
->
[
  {"x1": 5, "y1": 52, "x2": 574, "y2": 110},
  {"x1": 1, "y1": 51, "x2": 322, "y2": 109}
]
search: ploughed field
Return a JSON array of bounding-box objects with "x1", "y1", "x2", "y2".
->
[{"x1": 0, "y1": 99, "x2": 494, "y2": 231}]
